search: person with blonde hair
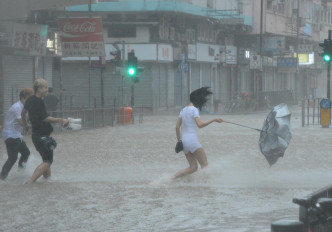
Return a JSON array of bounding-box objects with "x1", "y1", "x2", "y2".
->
[
  {"x1": 172, "y1": 87, "x2": 224, "y2": 180},
  {"x1": 21, "y1": 78, "x2": 69, "y2": 184},
  {"x1": 1, "y1": 88, "x2": 34, "y2": 180}
]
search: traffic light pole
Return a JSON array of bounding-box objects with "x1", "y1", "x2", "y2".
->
[
  {"x1": 122, "y1": 40, "x2": 125, "y2": 125},
  {"x1": 328, "y1": 30, "x2": 331, "y2": 99}
]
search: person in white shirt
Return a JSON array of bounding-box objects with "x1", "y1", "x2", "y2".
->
[
  {"x1": 0, "y1": 88, "x2": 34, "y2": 180},
  {"x1": 172, "y1": 87, "x2": 224, "y2": 180}
]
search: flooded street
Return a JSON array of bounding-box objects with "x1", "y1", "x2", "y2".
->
[{"x1": 1, "y1": 106, "x2": 332, "y2": 232}]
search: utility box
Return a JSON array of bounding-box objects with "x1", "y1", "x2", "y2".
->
[{"x1": 320, "y1": 98, "x2": 331, "y2": 128}]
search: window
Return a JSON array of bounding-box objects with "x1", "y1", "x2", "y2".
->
[{"x1": 107, "y1": 25, "x2": 136, "y2": 38}]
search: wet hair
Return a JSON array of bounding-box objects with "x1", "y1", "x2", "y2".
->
[
  {"x1": 33, "y1": 78, "x2": 48, "y2": 92},
  {"x1": 19, "y1": 88, "x2": 34, "y2": 100},
  {"x1": 189, "y1": 87, "x2": 212, "y2": 110}
]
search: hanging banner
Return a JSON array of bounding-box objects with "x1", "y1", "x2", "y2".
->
[
  {"x1": 58, "y1": 17, "x2": 105, "y2": 57},
  {"x1": 11, "y1": 23, "x2": 48, "y2": 55}
]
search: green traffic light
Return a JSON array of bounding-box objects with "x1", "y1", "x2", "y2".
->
[
  {"x1": 323, "y1": 54, "x2": 331, "y2": 62},
  {"x1": 127, "y1": 67, "x2": 136, "y2": 76}
]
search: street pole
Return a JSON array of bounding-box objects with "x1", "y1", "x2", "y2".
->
[
  {"x1": 328, "y1": 30, "x2": 331, "y2": 99},
  {"x1": 259, "y1": 0, "x2": 263, "y2": 64},
  {"x1": 258, "y1": 0, "x2": 263, "y2": 107},
  {"x1": 122, "y1": 40, "x2": 125, "y2": 125},
  {"x1": 88, "y1": 0, "x2": 92, "y2": 107},
  {"x1": 296, "y1": 0, "x2": 300, "y2": 102}
]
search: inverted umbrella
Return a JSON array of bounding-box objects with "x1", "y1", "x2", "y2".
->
[
  {"x1": 224, "y1": 103, "x2": 292, "y2": 166},
  {"x1": 259, "y1": 103, "x2": 292, "y2": 166}
]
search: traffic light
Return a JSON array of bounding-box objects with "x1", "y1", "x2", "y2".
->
[
  {"x1": 319, "y1": 39, "x2": 332, "y2": 63},
  {"x1": 110, "y1": 50, "x2": 121, "y2": 65},
  {"x1": 126, "y1": 51, "x2": 138, "y2": 79}
]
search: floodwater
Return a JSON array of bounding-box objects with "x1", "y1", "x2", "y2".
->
[{"x1": 1, "y1": 106, "x2": 332, "y2": 232}]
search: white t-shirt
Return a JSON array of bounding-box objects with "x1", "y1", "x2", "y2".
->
[
  {"x1": 179, "y1": 106, "x2": 202, "y2": 154},
  {"x1": 179, "y1": 106, "x2": 199, "y2": 135},
  {"x1": 2, "y1": 101, "x2": 24, "y2": 141}
]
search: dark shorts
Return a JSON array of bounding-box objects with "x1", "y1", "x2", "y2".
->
[{"x1": 32, "y1": 134, "x2": 53, "y2": 163}]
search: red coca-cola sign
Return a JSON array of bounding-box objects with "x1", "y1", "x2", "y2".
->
[
  {"x1": 58, "y1": 17, "x2": 105, "y2": 57},
  {"x1": 58, "y1": 17, "x2": 103, "y2": 42}
]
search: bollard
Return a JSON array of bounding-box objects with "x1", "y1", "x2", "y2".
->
[{"x1": 271, "y1": 220, "x2": 303, "y2": 232}]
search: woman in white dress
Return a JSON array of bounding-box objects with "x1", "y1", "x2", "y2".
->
[{"x1": 172, "y1": 87, "x2": 224, "y2": 180}]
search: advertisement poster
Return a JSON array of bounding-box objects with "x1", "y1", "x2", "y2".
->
[{"x1": 58, "y1": 17, "x2": 105, "y2": 57}]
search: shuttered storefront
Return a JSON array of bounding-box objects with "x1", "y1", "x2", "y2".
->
[
  {"x1": 174, "y1": 64, "x2": 182, "y2": 107},
  {"x1": 2, "y1": 55, "x2": 34, "y2": 113},
  {"x1": 152, "y1": 63, "x2": 168, "y2": 109},
  {"x1": 61, "y1": 61, "x2": 153, "y2": 110},
  {"x1": 38, "y1": 57, "x2": 53, "y2": 86},
  {"x1": 61, "y1": 62, "x2": 101, "y2": 109},
  {"x1": 191, "y1": 63, "x2": 200, "y2": 91},
  {"x1": 201, "y1": 63, "x2": 212, "y2": 88}
]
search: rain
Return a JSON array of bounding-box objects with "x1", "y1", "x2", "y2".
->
[{"x1": 1, "y1": 107, "x2": 332, "y2": 231}]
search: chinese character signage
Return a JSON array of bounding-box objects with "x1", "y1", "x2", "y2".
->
[
  {"x1": 11, "y1": 23, "x2": 48, "y2": 55},
  {"x1": 58, "y1": 17, "x2": 105, "y2": 57},
  {"x1": 225, "y1": 46, "x2": 237, "y2": 65}
]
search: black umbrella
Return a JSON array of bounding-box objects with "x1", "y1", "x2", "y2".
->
[
  {"x1": 259, "y1": 103, "x2": 292, "y2": 166},
  {"x1": 224, "y1": 103, "x2": 292, "y2": 166}
]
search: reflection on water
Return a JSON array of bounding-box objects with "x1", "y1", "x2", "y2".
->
[{"x1": 1, "y1": 108, "x2": 331, "y2": 232}]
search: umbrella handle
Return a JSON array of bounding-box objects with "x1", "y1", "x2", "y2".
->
[{"x1": 224, "y1": 121, "x2": 262, "y2": 132}]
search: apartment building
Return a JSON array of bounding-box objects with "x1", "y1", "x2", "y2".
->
[{"x1": 1, "y1": 0, "x2": 332, "y2": 114}]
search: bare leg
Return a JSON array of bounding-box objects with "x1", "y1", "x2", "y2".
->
[
  {"x1": 43, "y1": 167, "x2": 51, "y2": 179},
  {"x1": 26, "y1": 162, "x2": 51, "y2": 184},
  {"x1": 171, "y1": 153, "x2": 198, "y2": 180},
  {"x1": 192, "y1": 148, "x2": 208, "y2": 168}
]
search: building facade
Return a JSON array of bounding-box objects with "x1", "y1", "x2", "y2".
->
[{"x1": 1, "y1": 0, "x2": 332, "y2": 115}]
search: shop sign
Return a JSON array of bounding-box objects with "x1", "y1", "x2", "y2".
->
[
  {"x1": 158, "y1": 44, "x2": 173, "y2": 62},
  {"x1": 277, "y1": 57, "x2": 297, "y2": 72},
  {"x1": 196, "y1": 43, "x2": 219, "y2": 63},
  {"x1": 58, "y1": 17, "x2": 105, "y2": 57},
  {"x1": 11, "y1": 23, "x2": 48, "y2": 55},
  {"x1": 187, "y1": 44, "x2": 196, "y2": 60},
  {"x1": 277, "y1": 57, "x2": 297, "y2": 67},
  {"x1": 225, "y1": 45, "x2": 237, "y2": 64}
]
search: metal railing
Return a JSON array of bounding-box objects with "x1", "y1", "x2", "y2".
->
[
  {"x1": 0, "y1": 107, "x2": 145, "y2": 131},
  {"x1": 52, "y1": 106, "x2": 145, "y2": 130},
  {"x1": 301, "y1": 98, "x2": 322, "y2": 127}
]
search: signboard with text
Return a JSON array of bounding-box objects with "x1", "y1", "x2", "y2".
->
[
  {"x1": 250, "y1": 54, "x2": 261, "y2": 69},
  {"x1": 196, "y1": 43, "x2": 219, "y2": 63},
  {"x1": 58, "y1": 17, "x2": 105, "y2": 57},
  {"x1": 11, "y1": 23, "x2": 48, "y2": 55},
  {"x1": 157, "y1": 44, "x2": 173, "y2": 62},
  {"x1": 225, "y1": 46, "x2": 237, "y2": 64}
]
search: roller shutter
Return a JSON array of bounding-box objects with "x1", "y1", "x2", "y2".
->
[{"x1": 2, "y1": 55, "x2": 34, "y2": 113}]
